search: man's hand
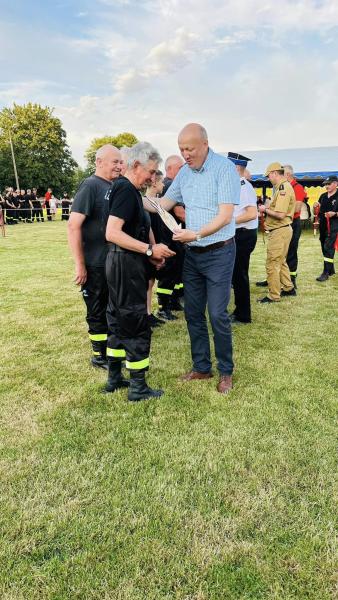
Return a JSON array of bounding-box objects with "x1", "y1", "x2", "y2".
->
[
  {"x1": 152, "y1": 244, "x2": 176, "y2": 259},
  {"x1": 172, "y1": 228, "x2": 197, "y2": 243},
  {"x1": 74, "y1": 263, "x2": 87, "y2": 286},
  {"x1": 149, "y1": 257, "x2": 165, "y2": 269},
  {"x1": 258, "y1": 205, "x2": 266, "y2": 214},
  {"x1": 325, "y1": 211, "x2": 336, "y2": 218}
]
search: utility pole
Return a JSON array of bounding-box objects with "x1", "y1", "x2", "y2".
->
[{"x1": 9, "y1": 131, "x2": 20, "y2": 190}]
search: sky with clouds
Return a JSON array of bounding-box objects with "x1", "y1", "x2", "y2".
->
[{"x1": 1, "y1": 0, "x2": 338, "y2": 166}]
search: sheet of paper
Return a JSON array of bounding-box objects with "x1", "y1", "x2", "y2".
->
[{"x1": 145, "y1": 197, "x2": 181, "y2": 234}]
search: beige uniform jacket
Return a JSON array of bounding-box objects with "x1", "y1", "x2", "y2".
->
[{"x1": 265, "y1": 179, "x2": 295, "y2": 231}]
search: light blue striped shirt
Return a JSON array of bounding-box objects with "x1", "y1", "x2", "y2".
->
[{"x1": 165, "y1": 148, "x2": 240, "y2": 246}]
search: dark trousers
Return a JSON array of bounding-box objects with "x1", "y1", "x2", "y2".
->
[
  {"x1": 81, "y1": 267, "x2": 108, "y2": 353},
  {"x1": 157, "y1": 242, "x2": 183, "y2": 308},
  {"x1": 183, "y1": 240, "x2": 235, "y2": 375},
  {"x1": 319, "y1": 220, "x2": 336, "y2": 274},
  {"x1": 106, "y1": 249, "x2": 151, "y2": 371},
  {"x1": 45, "y1": 202, "x2": 51, "y2": 221},
  {"x1": 286, "y1": 217, "x2": 301, "y2": 276},
  {"x1": 232, "y1": 228, "x2": 257, "y2": 322}
]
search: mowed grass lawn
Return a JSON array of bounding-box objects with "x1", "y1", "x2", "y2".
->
[{"x1": 0, "y1": 221, "x2": 337, "y2": 600}]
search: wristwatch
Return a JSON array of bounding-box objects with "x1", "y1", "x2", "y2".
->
[
  {"x1": 146, "y1": 244, "x2": 153, "y2": 257},
  {"x1": 196, "y1": 233, "x2": 202, "y2": 241}
]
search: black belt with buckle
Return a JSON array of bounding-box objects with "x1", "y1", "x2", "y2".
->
[{"x1": 189, "y1": 238, "x2": 234, "y2": 253}]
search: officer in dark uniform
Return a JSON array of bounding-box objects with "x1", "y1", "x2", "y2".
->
[
  {"x1": 227, "y1": 152, "x2": 258, "y2": 323},
  {"x1": 105, "y1": 141, "x2": 175, "y2": 401},
  {"x1": 314, "y1": 175, "x2": 338, "y2": 281},
  {"x1": 68, "y1": 144, "x2": 122, "y2": 369}
]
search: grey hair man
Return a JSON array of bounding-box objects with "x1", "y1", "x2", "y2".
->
[
  {"x1": 105, "y1": 142, "x2": 175, "y2": 401},
  {"x1": 68, "y1": 144, "x2": 122, "y2": 370}
]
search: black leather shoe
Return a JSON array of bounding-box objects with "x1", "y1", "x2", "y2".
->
[
  {"x1": 257, "y1": 296, "x2": 275, "y2": 303},
  {"x1": 256, "y1": 280, "x2": 268, "y2": 287},
  {"x1": 316, "y1": 273, "x2": 329, "y2": 282},
  {"x1": 281, "y1": 288, "x2": 297, "y2": 297},
  {"x1": 91, "y1": 356, "x2": 108, "y2": 370}
]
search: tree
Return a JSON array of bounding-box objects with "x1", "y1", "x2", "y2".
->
[
  {"x1": 85, "y1": 132, "x2": 138, "y2": 173},
  {"x1": 0, "y1": 103, "x2": 77, "y2": 195}
]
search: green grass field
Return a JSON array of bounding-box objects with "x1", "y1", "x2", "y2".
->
[{"x1": 0, "y1": 221, "x2": 337, "y2": 599}]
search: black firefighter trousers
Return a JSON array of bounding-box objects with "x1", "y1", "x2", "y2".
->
[
  {"x1": 286, "y1": 217, "x2": 302, "y2": 278},
  {"x1": 106, "y1": 248, "x2": 151, "y2": 371},
  {"x1": 81, "y1": 266, "x2": 109, "y2": 356}
]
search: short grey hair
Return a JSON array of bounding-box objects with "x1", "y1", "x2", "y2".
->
[
  {"x1": 95, "y1": 144, "x2": 119, "y2": 160},
  {"x1": 165, "y1": 154, "x2": 184, "y2": 170},
  {"x1": 126, "y1": 142, "x2": 162, "y2": 168},
  {"x1": 119, "y1": 146, "x2": 130, "y2": 157},
  {"x1": 283, "y1": 164, "x2": 294, "y2": 175}
]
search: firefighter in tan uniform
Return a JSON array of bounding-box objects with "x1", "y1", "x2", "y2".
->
[{"x1": 258, "y1": 162, "x2": 296, "y2": 303}]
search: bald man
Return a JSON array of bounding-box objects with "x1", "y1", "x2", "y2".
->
[
  {"x1": 151, "y1": 123, "x2": 240, "y2": 394},
  {"x1": 68, "y1": 144, "x2": 122, "y2": 370}
]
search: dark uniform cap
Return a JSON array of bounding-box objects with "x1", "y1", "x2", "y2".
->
[
  {"x1": 228, "y1": 152, "x2": 252, "y2": 167},
  {"x1": 323, "y1": 175, "x2": 338, "y2": 185}
]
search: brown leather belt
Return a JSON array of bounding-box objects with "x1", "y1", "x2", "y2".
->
[{"x1": 188, "y1": 238, "x2": 234, "y2": 253}]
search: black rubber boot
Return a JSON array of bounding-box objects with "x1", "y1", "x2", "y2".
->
[
  {"x1": 128, "y1": 370, "x2": 163, "y2": 402},
  {"x1": 91, "y1": 340, "x2": 108, "y2": 370},
  {"x1": 169, "y1": 298, "x2": 184, "y2": 311},
  {"x1": 104, "y1": 360, "x2": 129, "y2": 393},
  {"x1": 316, "y1": 272, "x2": 329, "y2": 282},
  {"x1": 157, "y1": 308, "x2": 178, "y2": 321}
]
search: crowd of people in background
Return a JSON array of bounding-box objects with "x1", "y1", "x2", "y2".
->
[{"x1": 0, "y1": 187, "x2": 72, "y2": 224}]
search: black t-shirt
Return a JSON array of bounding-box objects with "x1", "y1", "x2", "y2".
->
[
  {"x1": 108, "y1": 177, "x2": 150, "y2": 242},
  {"x1": 71, "y1": 175, "x2": 112, "y2": 267},
  {"x1": 318, "y1": 190, "x2": 338, "y2": 230}
]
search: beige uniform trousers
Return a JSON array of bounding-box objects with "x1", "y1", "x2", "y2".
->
[{"x1": 266, "y1": 225, "x2": 293, "y2": 301}]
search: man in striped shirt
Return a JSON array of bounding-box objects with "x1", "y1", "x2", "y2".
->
[{"x1": 155, "y1": 123, "x2": 240, "y2": 394}]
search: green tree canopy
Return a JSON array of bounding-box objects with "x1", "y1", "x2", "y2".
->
[
  {"x1": 0, "y1": 103, "x2": 77, "y2": 195},
  {"x1": 85, "y1": 132, "x2": 138, "y2": 173}
]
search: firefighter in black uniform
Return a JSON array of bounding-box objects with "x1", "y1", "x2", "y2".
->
[
  {"x1": 156, "y1": 155, "x2": 185, "y2": 320},
  {"x1": 5, "y1": 190, "x2": 16, "y2": 224},
  {"x1": 68, "y1": 144, "x2": 123, "y2": 369},
  {"x1": 31, "y1": 188, "x2": 42, "y2": 222},
  {"x1": 105, "y1": 141, "x2": 175, "y2": 401},
  {"x1": 61, "y1": 193, "x2": 71, "y2": 220},
  {"x1": 314, "y1": 175, "x2": 338, "y2": 281},
  {"x1": 24, "y1": 189, "x2": 33, "y2": 223}
]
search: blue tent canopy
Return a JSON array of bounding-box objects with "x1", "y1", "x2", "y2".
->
[{"x1": 251, "y1": 170, "x2": 338, "y2": 182}]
